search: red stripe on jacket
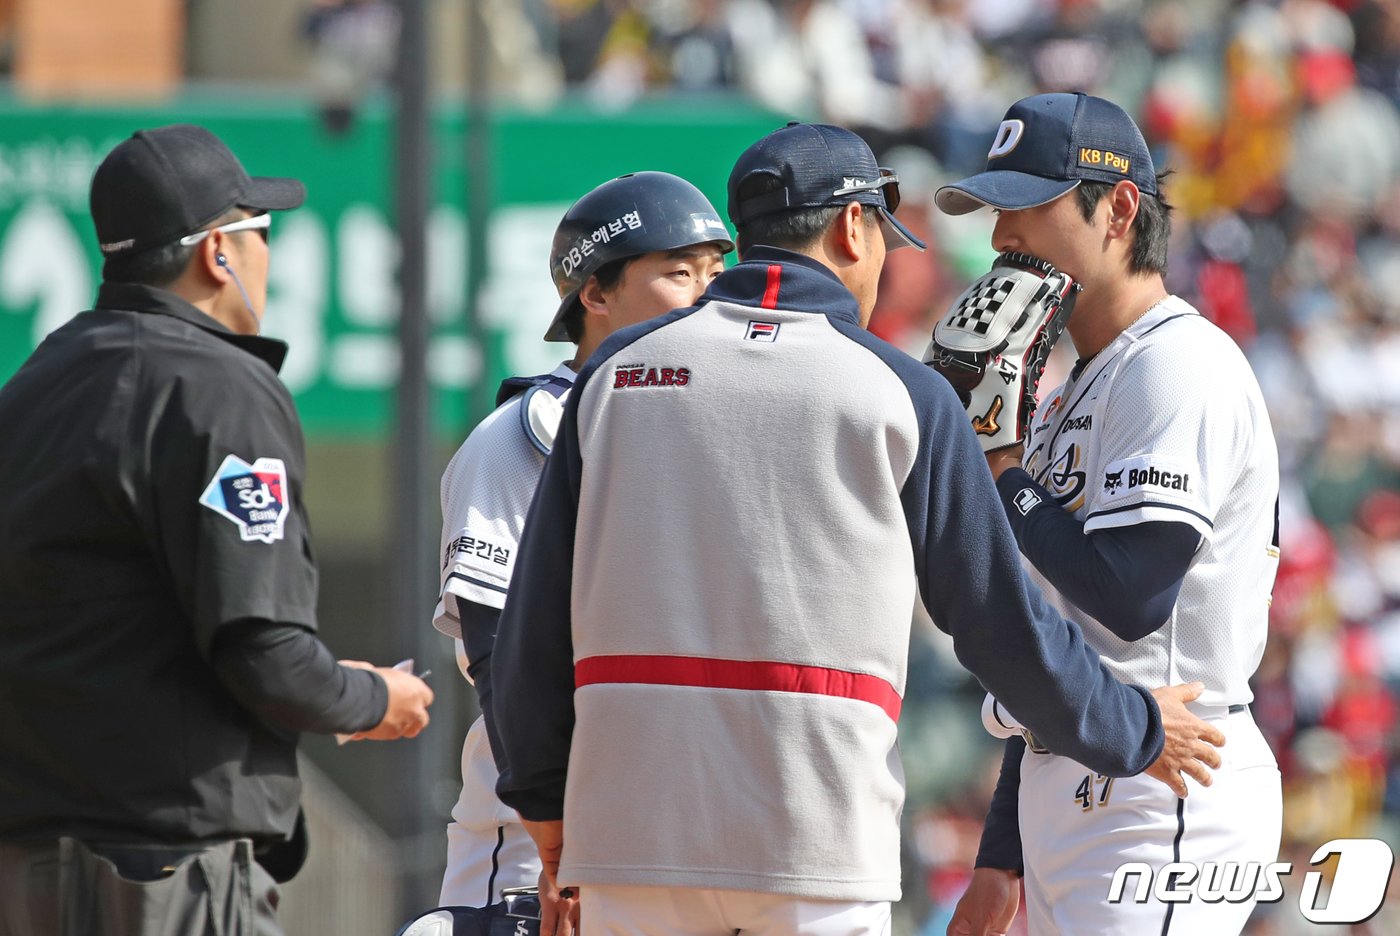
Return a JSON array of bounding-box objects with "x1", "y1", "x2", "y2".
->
[
  {"x1": 760, "y1": 264, "x2": 782, "y2": 309},
  {"x1": 575, "y1": 654, "x2": 901, "y2": 721}
]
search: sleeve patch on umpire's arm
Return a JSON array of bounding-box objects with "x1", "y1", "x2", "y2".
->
[
  {"x1": 199, "y1": 455, "x2": 290, "y2": 543},
  {"x1": 1013, "y1": 488, "x2": 1042, "y2": 515},
  {"x1": 1100, "y1": 454, "x2": 1195, "y2": 501}
]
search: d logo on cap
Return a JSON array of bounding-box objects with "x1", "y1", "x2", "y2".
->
[
  {"x1": 933, "y1": 93, "x2": 1158, "y2": 216},
  {"x1": 988, "y1": 120, "x2": 1025, "y2": 160}
]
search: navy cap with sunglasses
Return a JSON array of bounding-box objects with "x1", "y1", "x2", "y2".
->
[
  {"x1": 727, "y1": 122, "x2": 925, "y2": 251},
  {"x1": 90, "y1": 124, "x2": 305, "y2": 258},
  {"x1": 935, "y1": 93, "x2": 1157, "y2": 216}
]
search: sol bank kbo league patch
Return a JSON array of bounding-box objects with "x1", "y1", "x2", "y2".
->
[{"x1": 199, "y1": 455, "x2": 290, "y2": 543}]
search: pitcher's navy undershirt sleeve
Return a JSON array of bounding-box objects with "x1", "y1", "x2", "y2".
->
[
  {"x1": 996, "y1": 468, "x2": 1200, "y2": 642},
  {"x1": 976, "y1": 738, "x2": 1026, "y2": 874},
  {"x1": 454, "y1": 596, "x2": 506, "y2": 770},
  {"x1": 840, "y1": 327, "x2": 1164, "y2": 776}
]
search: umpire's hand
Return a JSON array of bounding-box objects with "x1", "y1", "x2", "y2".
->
[
  {"x1": 1145, "y1": 682, "x2": 1225, "y2": 797},
  {"x1": 341, "y1": 662, "x2": 434, "y2": 740}
]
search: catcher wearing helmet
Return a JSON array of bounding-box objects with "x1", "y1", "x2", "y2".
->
[{"x1": 411, "y1": 171, "x2": 732, "y2": 936}]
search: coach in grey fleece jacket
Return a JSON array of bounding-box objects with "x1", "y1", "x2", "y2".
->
[{"x1": 488, "y1": 124, "x2": 1220, "y2": 908}]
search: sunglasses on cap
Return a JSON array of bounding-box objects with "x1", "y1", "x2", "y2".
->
[
  {"x1": 833, "y1": 168, "x2": 901, "y2": 215},
  {"x1": 179, "y1": 213, "x2": 271, "y2": 247}
]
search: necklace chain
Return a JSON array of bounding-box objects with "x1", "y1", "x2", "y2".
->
[{"x1": 1128, "y1": 295, "x2": 1169, "y2": 329}]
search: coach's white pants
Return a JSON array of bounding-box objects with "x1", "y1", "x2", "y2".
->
[
  {"x1": 1019, "y1": 706, "x2": 1282, "y2": 936},
  {"x1": 581, "y1": 884, "x2": 891, "y2": 936}
]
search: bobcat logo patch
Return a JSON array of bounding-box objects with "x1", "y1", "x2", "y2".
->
[{"x1": 1101, "y1": 454, "x2": 1198, "y2": 502}]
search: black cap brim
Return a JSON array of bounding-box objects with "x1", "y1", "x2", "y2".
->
[
  {"x1": 935, "y1": 172, "x2": 1080, "y2": 216},
  {"x1": 880, "y1": 208, "x2": 926, "y2": 251},
  {"x1": 544, "y1": 291, "x2": 577, "y2": 343},
  {"x1": 242, "y1": 176, "x2": 306, "y2": 212}
]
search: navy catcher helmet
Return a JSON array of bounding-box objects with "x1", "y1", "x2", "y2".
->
[
  {"x1": 393, "y1": 890, "x2": 541, "y2": 936},
  {"x1": 544, "y1": 171, "x2": 734, "y2": 342}
]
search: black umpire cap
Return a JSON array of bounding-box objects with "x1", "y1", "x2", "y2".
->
[
  {"x1": 90, "y1": 124, "x2": 306, "y2": 258},
  {"x1": 727, "y1": 122, "x2": 925, "y2": 251}
]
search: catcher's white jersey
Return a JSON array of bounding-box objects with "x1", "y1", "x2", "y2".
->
[
  {"x1": 433, "y1": 361, "x2": 575, "y2": 908},
  {"x1": 1021, "y1": 297, "x2": 1279, "y2": 706}
]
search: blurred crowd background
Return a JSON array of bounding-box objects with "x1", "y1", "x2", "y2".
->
[
  {"x1": 413, "y1": 0, "x2": 1400, "y2": 930},
  {"x1": 3, "y1": 0, "x2": 1400, "y2": 932}
]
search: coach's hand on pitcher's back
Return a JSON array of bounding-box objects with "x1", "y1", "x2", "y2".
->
[{"x1": 1144, "y1": 682, "x2": 1225, "y2": 798}]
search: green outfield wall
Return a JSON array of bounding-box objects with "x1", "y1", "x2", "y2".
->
[{"x1": 0, "y1": 94, "x2": 778, "y2": 435}]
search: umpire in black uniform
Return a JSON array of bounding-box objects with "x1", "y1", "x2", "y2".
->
[{"x1": 0, "y1": 125, "x2": 434, "y2": 936}]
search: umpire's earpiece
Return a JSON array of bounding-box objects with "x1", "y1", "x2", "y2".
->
[{"x1": 213, "y1": 251, "x2": 260, "y2": 335}]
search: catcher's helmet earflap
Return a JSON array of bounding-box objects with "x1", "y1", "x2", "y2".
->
[{"x1": 543, "y1": 171, "x2": 734, "y2": 342}]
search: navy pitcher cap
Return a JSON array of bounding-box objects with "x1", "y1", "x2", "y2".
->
[{"x1": 935, "y1": 93, "x2": 1157, "y2": 215}]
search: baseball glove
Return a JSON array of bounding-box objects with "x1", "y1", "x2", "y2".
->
[{"x1": 924, "y1": 251, "x2": 1080, "y2": 452}]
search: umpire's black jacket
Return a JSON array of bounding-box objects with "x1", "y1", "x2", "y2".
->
[{"x1": 0, "y1": 283, "x2": 383, "y2": 853}]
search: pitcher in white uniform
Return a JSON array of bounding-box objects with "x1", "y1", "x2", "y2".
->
[{"x1": 936, "y1": 93, "x2": 1282, "y2": 936}]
